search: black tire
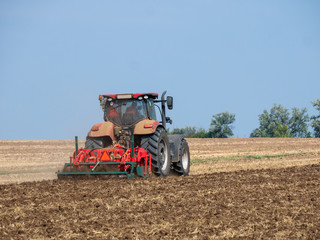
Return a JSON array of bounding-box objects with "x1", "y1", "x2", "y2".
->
[
  {"x1": 85, "y1": 136, "x2": 105, "y2": 149},
  {"x1": 173, "y1": 139, "x2": 190, "y2": 176},
  {"x1": 141, "y1": 127, "x2": 171, "y2": 177}
]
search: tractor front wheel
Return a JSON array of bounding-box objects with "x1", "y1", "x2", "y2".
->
[
  {"x1": 85, "y1": 136, "x2": 104, "y2": 149},
  {"x1": 141, "y1": 128, "x2": 171, "y2": 177}
]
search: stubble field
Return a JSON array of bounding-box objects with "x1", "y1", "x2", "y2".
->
[{"x1": 0, "y1": 138, "x2": 320, "y2": 239}]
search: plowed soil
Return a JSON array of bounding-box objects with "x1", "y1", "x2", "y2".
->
[{"x1": 0, "y1": 138, "x2": 320, "y2": 239}]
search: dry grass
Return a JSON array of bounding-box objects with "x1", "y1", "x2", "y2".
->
[
  {"x1": 0, "y1": 140, "x2": 84, "y2": 184},
  {"x1": 0, "y1": 138, "x2": 320, "y2": 184},
  {"x1": 188, "y1": 138, "x2": 320, "y2": 175}
]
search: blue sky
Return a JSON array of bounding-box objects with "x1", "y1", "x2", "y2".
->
[{"x1": 1, "y1": 1, "x2": 319, "y2": 140}]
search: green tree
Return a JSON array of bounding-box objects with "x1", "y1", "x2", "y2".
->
[
  {"x1": 209, "y1": 111, "x2": 235, "y2": 138},
  {"x1": 170, "y1": 126, "x2": 197, "y2": 137},
  {"x1": 311, "y1": 98, "x2": 320, "y2": 137},
  {"x1": 183, "y1": 126, "x2": 197, "y2": 137},
  {"x1": 250, "y1": 128, "x2": 267, "y2": 137},
  {"x1": 289, "y1": 107, "x2": 310, "y2": 137},
  {"x1": 250, "y1": 104, "x2": 290, "y2": 137},
  {"x1": 170, "y1": 126, "x2": 211, "y2": 138},
  {"x1": 251, "y1": 104, "x2": 310, "y2": 138},
  {"x1": 189, "y1": 128, "x2": 210, "y2": 138},
  {"x1": 273, "y1": 121, "x2": 292, "y2": 137}
]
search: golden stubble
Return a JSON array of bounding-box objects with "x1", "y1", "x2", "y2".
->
[{"x1": 0, "y1": 138, "x2": 319, "y2": 184}]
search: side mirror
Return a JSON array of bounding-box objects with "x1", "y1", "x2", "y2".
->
[{"x1": 167, "y1": 96, "x2": 173, "y2": 110}]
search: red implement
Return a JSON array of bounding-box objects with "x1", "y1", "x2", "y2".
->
[{"x1": 70, "y1": 145, "x2": 152, "y2": 176}]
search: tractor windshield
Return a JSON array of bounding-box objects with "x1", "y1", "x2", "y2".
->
[{"x1": 104, "y1": 99, "x2": 147, "y2": 126}]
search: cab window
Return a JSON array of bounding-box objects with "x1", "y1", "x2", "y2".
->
[{"x1": 147, "y1": 100, "x2": 157, "y2": 120}]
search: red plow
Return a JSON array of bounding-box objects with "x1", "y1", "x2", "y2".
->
[{"x1": 57, "y1": 136, "x2": 152, "y2": 179}]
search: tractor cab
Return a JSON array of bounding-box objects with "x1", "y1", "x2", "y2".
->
[{"x1": 99, "y1": 93, "x2": 158, "y2": 127}]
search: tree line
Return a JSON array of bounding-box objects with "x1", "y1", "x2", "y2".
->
[{"x1": 169, "y1": 98, "x2": 320, "y2": 138}]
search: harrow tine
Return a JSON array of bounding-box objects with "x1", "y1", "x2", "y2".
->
[{"x1": 91, "y1": 161, "x2": 101, "y2": 172}]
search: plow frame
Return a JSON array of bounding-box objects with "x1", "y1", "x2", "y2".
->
[{"x1": 57, "y1": 161, "x2": 135, "y2": 178}]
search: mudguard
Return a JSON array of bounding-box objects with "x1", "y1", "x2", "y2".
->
[
  {"x1": 168, "y1": 134, "x2": 185, "y2": 163},
  {"x1": 134, "y1": 120, "x2": 160, "y2": 135},
  {"x1": 88, "y1": 122, "x2": 115, "y2": 140}
]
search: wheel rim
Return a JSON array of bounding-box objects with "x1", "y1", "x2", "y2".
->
[
  {"x1": 181, "y1": 148, "x2": 189, "y2": 171},
  {"x1": 159, "y1": 140, "x2": 168, "y2": 171}
]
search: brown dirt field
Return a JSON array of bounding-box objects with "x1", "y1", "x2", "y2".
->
[
  {"x1": 1, "y1": 164, "x2": 320, "y2": 239},
  {"x1": 0, "y1": 138, "x2": 320, "y2": 239}
]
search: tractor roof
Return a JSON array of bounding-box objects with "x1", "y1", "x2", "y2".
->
[{"x1": 100, "y1": 93, "x2": 158, "y2": 100}]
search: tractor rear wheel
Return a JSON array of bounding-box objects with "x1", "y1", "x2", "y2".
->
[
  {"x1": 173, "y1": 139, "x2": 190, "y2": 176},
  {"x1": 141, "y1": 128, "x2": 171, "y2": 177},
  {"x1": 85, "y1": 136, "x2": 105, "y2": 149}
]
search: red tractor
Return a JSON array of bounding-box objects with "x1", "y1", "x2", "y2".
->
[{"x1": 57, "y1": 91, "x2": 190, "y2": 178}]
